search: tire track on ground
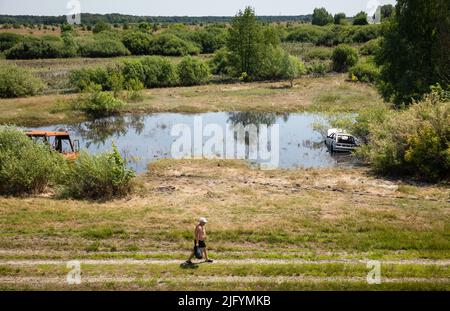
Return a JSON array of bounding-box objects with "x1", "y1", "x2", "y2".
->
[
  {"x1": 0, "y1": 275, "x2": 448, "y2": 284},
  {"x1": 1, "y1": 258, "x2": 449, "y2": 266}
]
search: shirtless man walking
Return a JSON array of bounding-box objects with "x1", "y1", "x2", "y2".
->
[{"x1": 185, "y1": 217, "x2": 213, "y2": 264}]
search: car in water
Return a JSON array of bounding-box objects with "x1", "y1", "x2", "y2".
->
[
  {"x1": 25, "y1": 131, "x2": 80, "y2": 160},
  {"x1": 325, "y1": 128, "x2": 358, "y2": 153}
]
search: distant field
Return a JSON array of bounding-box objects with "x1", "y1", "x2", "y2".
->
[{"x1": 0, "y1": 159, "x2": 448, "y2": 290}]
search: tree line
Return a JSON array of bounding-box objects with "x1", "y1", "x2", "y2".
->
[{"x1": 0, "y1": 13, "x2": 312, "y2": 26}]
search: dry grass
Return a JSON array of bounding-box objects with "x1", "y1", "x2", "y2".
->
[
  {"x1": 0, "y1": 159, "x2": 448, "y2": 290},
  {"x1": 0, "y1": 159, "x2": 448, "y2": 255},
  {"x1": 0, "y1": 75, "x2": 386, "y2": 126}
]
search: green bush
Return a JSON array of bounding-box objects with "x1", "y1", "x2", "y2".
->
[
  {"x1": 348, "y1": 59, "x2": 380, "y2": 83},
  {"x1": 62, "y1": 144, "x2": 135, "y2": 199},
  {"x1": 0, "y1": 33, "x2": 23, "y2": 52},
  {"x1": 139, "y1": 56, "x2": 178, "y2": 88},
  {"x1": 0, "y1": 126, "x2": 65, "y2": 195},
  {"x1": 177, "y1": 56, "x2": 210, "y2": 86},
  {"x1": 285, "y1": 25, "x2": 327, "y2": 44},
  {"x1": 4, "y1": 36, "x2": 76, "y2": 59},
  {"x1": 353, "y1": 11, "x2": 369, "y2": 26},
  {"x1": 122, "y1": 31, "x2": 153, "y2": 55},
  {"x1": 69, "y1": 65, "x2": 124, "y2": 92},
  {"x1": 351, "y1": 25, "x2": 381, "y2": 43},
  {"x1": 307, "y1": 60, "x2": 331, "y2": 76},
  {"x1": 0, "y1": 63, "x2": 43, "y2": 98},
  {"x1": 209, "y1": 47, "x2": 232, "y2": 75},
  {"x1": 149, "y1": 34, "x2": 200, "y2": 56},
  {"x1": 256, "y1": 47, "x2": 306, "y2": 82},
  {"x1": 357, "y1": 95, "x2": 450, "y2": 180},
  {"x1": 360, "y1": 38, "x2": 381, "y2": 55},
  {"x1": 77, "y1": 85, "x2": 125, "y2": 116},
  {"x1": 332, "y1": 44, "x2": 358, "y2": 72},
  {"x1": 303, "y1": 46, "x2": 332, "y2": 61},
  {"x1": 77, "y1": 37, "x2": 130, "y2": 58},
  {"x1": 92, "y1": 21, "x2": 111, "y2": 34},
  {"x1": 188, "y1": 27, "x2": 227, "y2": 53}
]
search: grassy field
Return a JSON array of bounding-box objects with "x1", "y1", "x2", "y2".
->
[
  {"x1": 0, "y1": 159, "x2": 448, "y2": 290},
  {"x1": 0, "y1": 74, "x2": 385, "y2": 127},
  {"x1": 0, "y1": 59, "x2": 447, "y2": 290}
]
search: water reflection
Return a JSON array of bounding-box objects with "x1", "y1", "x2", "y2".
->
[
  {"x1": 30, "y1": 112, "x2": 359, "y2": 173},
  {"x1": 227, "y1": 112, "x2": 289, "y2": 126},
  {"x1": 66, "y1": 116, "x2": 145, "y2": 148}
]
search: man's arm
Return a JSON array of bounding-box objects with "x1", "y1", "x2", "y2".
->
[{"x1": 194, "y1": 226, "x2": 200, "y2": 246}]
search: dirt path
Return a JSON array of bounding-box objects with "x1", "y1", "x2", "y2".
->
[
  {"x1": 1, "y1": 258, "x2": 449, "y2": 266},
  {"x1": 0, "y1": 275, "x2": 448, "y2": 284}
]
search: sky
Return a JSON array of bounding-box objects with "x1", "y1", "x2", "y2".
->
[{"x1": 0, "y1": 0, "x2": 397, "y2": 17}]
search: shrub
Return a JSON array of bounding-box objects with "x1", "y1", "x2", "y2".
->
[
  {"x1": 0, "y1": 33, "x2": 23, "y2": 52},
  {"x1": 177, "y1": 56, "x2": 210, "y2": 86},
  {"x1": 122, "y1": 31, "x2": 153, "y2": 55},
  {"x1": 348, "y1": 60, "x2": 380, "y2": 83},
  {"x1": 332, "y1": 44, "x2": 358, "y2": 72},
  {"x1": 353, "y1": 11, "x2": 369, "y2": 25},
  {"x1": 256, "y1": 47, "x2": 306, "y2": 82},
  {"x1": 69, "y1": 65, "x2": 124, "y2": 92},
  {"x1": 334, "y1": 13, "x2": 346, "y2": 25},
  {"x1": 351, "y1": 25, "x2": 381, "y2": 43},
  {"x1": 188, "y1": 27, "x2": 227, "y2": 53},
  {"x1": 77, "y1": 85, "x2": 125, "y2": 116},
  {"x1": 139, "y1": 56, "x2": 178, "y2": 87},
  {"x1": 0, "y1": 126, "x2": 65, "y2": 195},
  {"x1": 307, "y1": 60, "x2": 331, "y2": 76},
  {"x1": 149, "y1": 34, "x2": 200, "y2": 56},
  {"x1": 312, "y1": 7, "x2": 333, "y2": 26},
  {"x1": 303, "y1": 46, "x2": 332, "y2": 61},
  {"x1": 285, "y1": 25, "x2": 327, "y2": 44},
  {"x1": 62, "y1": 144, "x2": 135, "y2": 199},
  {"x1": 77, "y1": 37, "x2": 130, "y2": 58},
  {"x1": 0, "y1": 63, "x2": 43, "y2": 98},
  {"x1": 92, "y1": 21, "x2": 111, "y2": 34},
  {"x1": 280, "y1": 55, "x2": 307, "y2": 87},
  {"x1": 357, "y1": 95, "x2": 450, "y2": 180},
  {"x1": 209, "y1": 47, "x2": 232, "y2": 75},
  {"x1": 360, "y1": 38, "x2": 381, "y2": 55},
  {"x1": 4, "y1": 36, "x2": 75, "y2": 59}
]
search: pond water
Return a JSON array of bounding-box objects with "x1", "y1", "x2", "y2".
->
[{"x1": 28, "y1": 112, "x2": 358, "y2": 173}]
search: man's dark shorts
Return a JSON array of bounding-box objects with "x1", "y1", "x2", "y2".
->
[{"x1": 195, "y1": 240, "x2": 206, "y2": 248}]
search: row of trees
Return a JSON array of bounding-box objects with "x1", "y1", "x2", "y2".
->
[
  {"x1": 312, "y1": 5, "x2": 394, "y2": 26},
  {"x1": 0, "y1": 13, "x2": 312, "y2": 26},
  {"x1": 0, "y1": 25, "x2": 228, "y2": 59}
]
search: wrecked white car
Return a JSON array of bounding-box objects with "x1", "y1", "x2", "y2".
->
[{"x1": 325, "y1": 128, "x2": 358, "y2": 152}]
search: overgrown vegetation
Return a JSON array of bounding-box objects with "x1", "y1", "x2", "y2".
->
[
  {"x1": 354, "y1": 91, "x2": 449, "y2": 180},
  {"x1": 331, "y1": 44, "x2": 358, "y2": 72},
  {"x1": 0, "y1": 127, "x2": 135, "y2": 198},
  {"x1": 75, "y1": 85, "x2": 125, "y2": 117},
  {"x1": 0, "y1": 63, "x2": 43, "y2": 98},
  {"x1": 349, "y1": 58, "x2": 380, "y2": 83},
  {"x1": 376, "y1": 0, "x2": 450, "y2": 106},
  {"x1": 177, "y1": 56, "x2": 210, "y2": 86},
  {"x1": 62, "y1": 144, "x2": 135, "y2": 199},
  {"x1": 0, "y1": 126, "x2": 64, "y2": 195}
]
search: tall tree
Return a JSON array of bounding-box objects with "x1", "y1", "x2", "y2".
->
[
  {"x1": 380, "y1": 4, "x2": 394, "y2": 20},
  {"x1": 376, "y1": 0, "x2": 450, "y2": 106},
  {"x1": 226, "y1": 7, "x2": 265, "y2": 79},
  {"x1": 353, "y1": 11, "x2": 369, "y2": 25},
  {"x1": 312, "y1": 8, "x2": 333, "y2": 26},
  {"x1": 334, "y1": 13, "x2": 346, "y2": 25}
]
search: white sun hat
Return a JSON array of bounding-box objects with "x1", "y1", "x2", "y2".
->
[{"x1": 199, "y1": 217, "x2": 208, "y2": 223}]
